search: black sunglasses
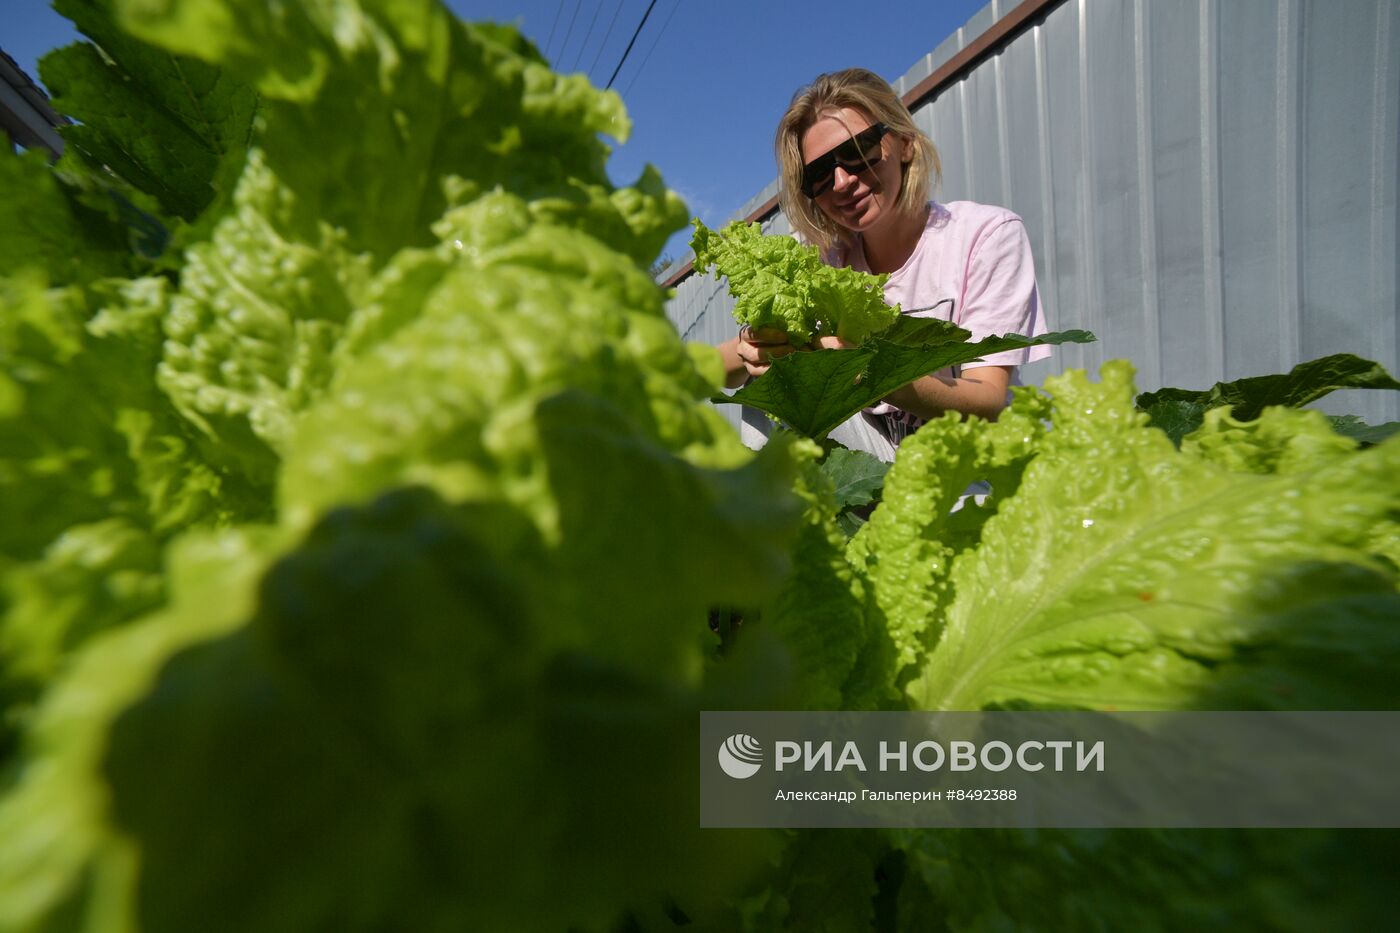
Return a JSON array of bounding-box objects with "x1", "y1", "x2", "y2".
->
[{"x1": 800, "y1": 122, "x2": 890, "y2": 198}]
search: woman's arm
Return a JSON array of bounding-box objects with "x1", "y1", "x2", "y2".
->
[
  {"x1": 881, "y1": 366, "x2": 1012, "y2": 422},
  {"x1": 810, "y1": 334, "x2": 1012, "y2": 421}
]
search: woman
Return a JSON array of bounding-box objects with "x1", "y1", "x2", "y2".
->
[{"x1": 718, "y1": 68, "x2": 1050, "y2": 457}]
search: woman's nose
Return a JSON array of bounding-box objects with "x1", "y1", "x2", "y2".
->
[{"x1": 832, "y1": 165, "x2": 858, "y2": 192}]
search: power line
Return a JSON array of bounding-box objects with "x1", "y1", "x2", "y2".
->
[
  {"x1": 552, "y1": 0, "x2": 584, "y2": 64},
  {"x1": 586, "y1": 0, "x2": 627, "y2": 82},
  {"x1": 604, "y1": 0, "x2": 659, "y2": 90},
  {"x1": 569, "y1": 0, "x2": 606, "y2": 72},
  {"x1": 621, "y1": 0, "x2": 681, "y2": 98},
  {"x1": 542, "y1": 0, "x2": 566, "y2": 62}
]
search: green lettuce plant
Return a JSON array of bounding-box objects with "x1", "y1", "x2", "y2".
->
[{"x1": 1, "y1": 2, "x2": 799, "y2": 929}]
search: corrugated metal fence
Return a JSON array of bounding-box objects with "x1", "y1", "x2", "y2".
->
[{"x1": 667, "y1": 0, "x2": 1399, "y2": 429}]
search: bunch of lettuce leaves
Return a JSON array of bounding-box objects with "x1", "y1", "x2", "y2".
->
[
  {"x1": 1, "y1": 1, "x2": 1398, "y2": 931},
  {"x1": 690, "y1": 219, "x2": 899, "y2": 345}
]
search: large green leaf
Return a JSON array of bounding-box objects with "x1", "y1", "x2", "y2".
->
[
  {"x1": 0, "y1": 269, "x2": 270, "y2": 737},
  {"x1": 0, "y1": 274, "x2": 261, "y2": 563},
  {"x1": 2, "y1": 5, "x2": 774, "y2": 930},
  {"x1": 718, "y1": 328, "x2": 1093, "y2": 440},
  {"x1": 1327, "y1": 415, "x2": 1400, "y2": 447},
  {"x1": 819, "y1": 447, "x2": 890, "y2": 510},
  {"x1": 43, "y1": 0, "x2": 257, "y2": 224},
  {"x1": 532, "y1": 391, "x2": 804, "y2": 677},
  {"x1": 1138, "y1": 353, "x2": 1400, "y2": 444},
  {"x1": 278, "y1": 191, "x2": 741, "y2": 530}
]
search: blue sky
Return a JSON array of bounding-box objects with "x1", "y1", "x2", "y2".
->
[{"x1": 5, "y1": 0, "x2": 988, "y2": 260}]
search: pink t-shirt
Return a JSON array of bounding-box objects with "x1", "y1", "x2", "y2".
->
[{"x1": 824, "y1": 200, "x2": 1051, "y2": 431}]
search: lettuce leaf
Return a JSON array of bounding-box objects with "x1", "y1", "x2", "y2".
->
[
  {"x1": 846, "y1": 391, "x2": 1052, "y2": 687},
  {"x1": 890, "y1": 827, "x2": 1400, "y2": 932},
  {"x1": 7, "y1": 470, "x2": 793, "y2": 933},
  {"x1": 724, "y1": 829, "x2": 887, "y2": 933},
  {"x1": 117, "y1": 0, "x2": 635, "y2": 263},
  {"x1": 0, "y1": 526, "x2": 283, "y2": 933},
  {"x1": 691, "y1": 219, "x2": 899, "y2": 345},
  {"x1": 756, "y1": 446, "x2": 869, "y2": 710},
  {"x1": 0, "y1": 273, "x2": 262, "y2": 562},
  {"x1": 909, "y1": 362, "x2": 1400, "y2": 712},
  {"x1": 155, "y1": 150, "x2": 369, "y2": 492}
]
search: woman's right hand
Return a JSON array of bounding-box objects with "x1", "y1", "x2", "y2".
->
[{"x1": 728, "y1": 323, "x2": 795, "y2": 381}]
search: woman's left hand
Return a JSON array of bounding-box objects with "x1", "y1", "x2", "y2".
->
[{"x1": 807, "y1": 334, "x2": 855, "y2": 351}]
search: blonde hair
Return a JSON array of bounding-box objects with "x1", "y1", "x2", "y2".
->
[{"x1": 775, "y1": 68, "x2": 941, "y2": 251}]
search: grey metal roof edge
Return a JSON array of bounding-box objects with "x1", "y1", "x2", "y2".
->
[{"x1": 0, "y1": 47, "x2": 70, "y2": 128}]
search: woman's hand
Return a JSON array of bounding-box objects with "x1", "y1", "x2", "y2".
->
[
  {"x1": 721, "y1": 326, "x2": 797, "y2": 387},
  {"x1": 808, "y1": 334, "x2": 855, "y2": 351},
  {"x1": 720, "y1": 327, "x2": 853, "y2": 389}
]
